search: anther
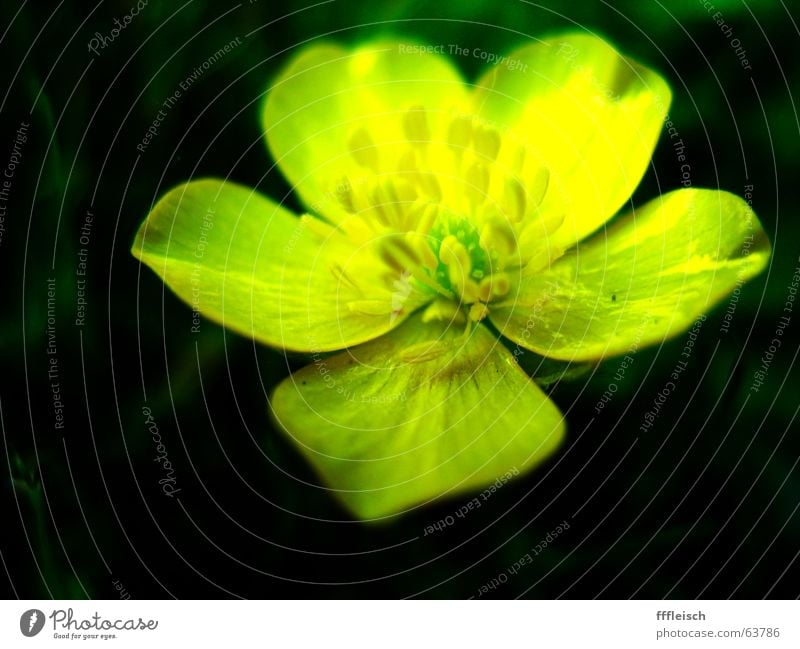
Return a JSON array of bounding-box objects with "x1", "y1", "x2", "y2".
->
[
  {"x1": 402, "y1": 105, "x2": 430, "y2": 146},
  {"x1": 468, "y1": 302, "x2": 490, "y2": 322},
  {"x1": 520, "y1": 213, "x2": 566, "y2": 274},
  {"x1": 439, "y1": 235, "x2": 470, "y2": 271},
  {"x1": 477, "y1": 273, "x2": 510, "y2": 302},
  {"x1": 490, "y1": 273, "x2": 510, "y2": 297},
  {"x1": 502, "y1": 177, "x2": 527, "y2": 222},
  {"x1": 333, "y1": 175, "x2": 355, "y2": 213},
  {"x1": 397, "y1": 148, "x2": 418, "y2": 173},
  {"x1": 367, "y1": 182, "x2": 391, "y2": 226},
  {"x1": 473, "y1": 126, "x2": 501, "y2": 161},
  {"x1": 527, "y1": 166, "x2": 550, "y2": 212},
  {"x1": 480, "y1": 217, "x2": 517, "y2": 256},
  {"x1": 330, "y1": 263, "x2": 361, "y2": 291},
  {"x1": 405, "y1": 231, "x2": 438, "y2": 270},
  {"x1": 398, "y1": 340, "x2": 449, "y2": 364},
  {"x1": 347, "y1": 300, "x2": 394, "y2": 316},
  {"x1": 377, "y1": 235, "x2": 421, "y2": 273},
  {"x1": 299, "y1": 214, "x2": 339, "y2": 240},
  {"x1": 378, "y1": 178, "x2": 417, "y2": 226},
  {"x1": 415, "y1": 171, "x2": 442, "y2": 200},
  {"x1": 422, "y1": 298, "x2": 466, "y2": 324},
  {"x1": 412, "y1": 202, "x2": 439, "y2": 234},
  {"x1": 446, "y1": 114, "x2": 472, "y2": 153},
  {"x1": 465, "y1": 162, "x2": 490, "y2": 208},
  {"x1": 511, "y1": 144, "x2": 527, "y2": 174},
  {"x1": 348, "y1": 127, "x2": 380, "y2": 171}
]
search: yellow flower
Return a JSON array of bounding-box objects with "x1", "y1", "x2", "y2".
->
[{"x1": 132, "y1": 34, "x2": 770, "y2": 519}]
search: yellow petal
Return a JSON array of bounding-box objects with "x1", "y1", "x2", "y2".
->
[
  {"x1": 472, "y1": 33, "x2": 671, "y2": 248},
  {"x1": 132, "y1": 179, "x2": 426, "y2": 352},
  {"x1": 490, "y1": 189, "x2": 770, "y2": 361},
  {"x1": 271, "y1": 315, "x2": 565, "y2": 519},
  {"x1": 262, "y1": 40, "x2": 469, "y2": 223}
]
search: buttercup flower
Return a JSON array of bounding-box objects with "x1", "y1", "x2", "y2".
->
[{"x1": 133, "y1": 34, "x2": 769, "y2": 519}]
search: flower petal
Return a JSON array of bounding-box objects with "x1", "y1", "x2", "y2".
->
[
  {"x1": 472, "y1": 33, "x2": 671, "y2": 248},
  {"x1": 490, "y1": 189, "x2": 771, "y2": 361},
  {"x1": 261, "y1": 40, "x2": 469, "y2": 223},
  {"x1": 271, "y1": 315, "x2": 565, "y2": 519},
  {"x1": 132, "y1": 179, "x2": 426, "y2": 352}
]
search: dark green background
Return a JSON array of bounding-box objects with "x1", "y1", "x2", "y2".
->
[{"x1": 2, "y1": 0, "x2": 798, "y2": 598}]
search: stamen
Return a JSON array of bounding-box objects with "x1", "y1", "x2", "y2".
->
[
  {"x1": 378, "y1": 178, "x2": 416, "y2": 226},
  {"x1": 330, "y1": 263, "x2": 361, "y2": 291},
  {"x1": 473, "y1": 126, "x2": 501, "y2": 161},
  {"x1": 520, "y1": 213, "x2": 566, "y2": 274},
  {"x1": 391, "y1": 177, "x2": 417, "y2": 204},
  {"x1": 380, "y1": 270, "x2": 402, "y2": 290},
  {"x1": 520, "y1": 210, "x2": 564, "y2": 244},
  {"x1": 439, "y1": 234, "x2": 481, "y2": 302},
  {"x1": 398, "y1": 340, "x2": 449, "y2": 364},
  {"x1": 446, "y1": 114, "x2": 472, "y2": 154},
  {"x1": 422, "y1": 298, "x2": 466, "y2": 324},
  {"x1": 299, "y1": 214, "x2": 339, "y2": 240},
  {"x1": 480, "y1": 217, "x2": 517, "y2": 256},
  {"x1": 396, "y1": 148, "x2": 441, "y2": 200},
  {"x1": 402, "y1": 105, "x2": 430, "y2": 146},
  {"x1": 331, "y1": 110, "x2": 558, "y2": 317},
  {"x1": 510, "y1": 143, "x2": 527, "y2": 174},
  {"x1": 415, "y1": 171, "x2": 442, "y2": 200},
  {"x1": 405, "y1": 231, "x2": 438, "y2": 270},
  {"x1": 414, "y1": 203, "x2": 439, "y2": 234},
  {"x1": 367, "y1": 182, "x2": 391, "y2": 226},
  {"x1": 348, "y1": 127, "x2": 380, "y2": 171},
  {"x1": 527, "y1": 166, "x2": 550, "y2": 212},
  {"x1": 377, "y1": 235, "x2": 421, "y2": 272},
  {"x1": 475, "y1": 272, "x2": 511, "y2": 303},
  {"x1": 465, "y1": 162, "x2": 490, "y2": 208},
  {"x1": 456, "y1": 277, "x2": 481, "y2": 303},
  {"x1": 438, "y1": 234, "x2": 470, "y2": 271},
  {"x1": 476, "y1": 278, "x2": 493, "y2": 303},
  {"x1": 397, "y1": 148, "x2": 418, "y2": 173},
  {"x1": 468, "y1": 302, "x2": 490, "y2": 322},
  {"x1": 489, "y1": 273, "x2": 510, "y2": 297},
  {"x1": 376, "y1": 236, "x2": 454, "y2": 300},
  {"x1": 333, "y1": 175, "x2": 355, "y2": 213},
  {"x1": 501, "y1": 177, "x2": 527, "y2": 222},
  {"x1": 347, "y1": 300, "x2": 394, "y2": 316}
]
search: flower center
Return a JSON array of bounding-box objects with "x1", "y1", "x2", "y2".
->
[{"x1": 330, "y1": 106, "x2": 565, "y2": 322}]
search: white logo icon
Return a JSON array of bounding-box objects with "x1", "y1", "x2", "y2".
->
[{"x1": 20, "y1": 609, "x2": 45, "y2": 637}]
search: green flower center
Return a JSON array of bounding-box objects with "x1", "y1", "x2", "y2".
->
[{"x1": 428, "y1": 217, "x2": 489, "y2": 289}]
